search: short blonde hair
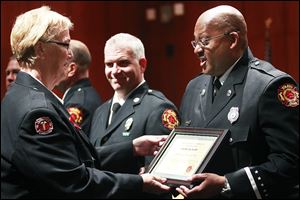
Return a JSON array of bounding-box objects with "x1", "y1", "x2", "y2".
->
[{"x1": 10, "y1": 6, "x2": 73, "y2": 67}]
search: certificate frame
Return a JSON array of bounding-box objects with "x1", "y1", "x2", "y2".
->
[{"x1": 147, "y1": 127, "x2": 228, "y2": 187}]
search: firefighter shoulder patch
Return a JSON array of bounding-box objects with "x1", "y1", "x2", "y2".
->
[
  {"x1": 277, "y1": 83, "x2": 299, "y2": 107},
  {"x1": 35, "y1": 117, "x2": 53, "y2": 135},
  {"x1": 67, "y1": 107, "x2": 83, "y2": 124},
  {"x1": 161, "y1": 109, "x2": 179, "y2": 130}
]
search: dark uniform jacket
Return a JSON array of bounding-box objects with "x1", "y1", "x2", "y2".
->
[
  {"x1": 1, "y1": 72, "x2": 145, "y2": 199},
  {"x1": 180, "y1": 48, "x2": 299, "y2": 198},
  {"x1": 63, "y1": 78, "x2": 102, "y2": 135},
  {"x1": 89, "y1": 82, "x2": 180, "y2": 174}
]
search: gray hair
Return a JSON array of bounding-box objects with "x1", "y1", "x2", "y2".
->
[
  {"x1": 104, "y1": 33, "x2": 145, "y2": 59},
  {"x1": 10, "y1": 6, "x2": 73, "y2": 68}
]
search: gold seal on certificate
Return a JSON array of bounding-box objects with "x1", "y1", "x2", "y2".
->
[{"x1": 147, "y1": 127, "x2": 228, "y2": 187}]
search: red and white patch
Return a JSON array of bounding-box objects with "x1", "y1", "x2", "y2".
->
[
  {"x1": 278, "y1": 83, "x2": 299, "y2": 107},
  {"x1": 35, "y1": 117, "x2": 53, "y2": 135},
  {"x1": 161, "y1": 109, "x2": 179, "y2": 130}
]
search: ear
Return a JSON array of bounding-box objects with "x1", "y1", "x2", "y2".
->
[
  {"x1": 139, "y1": 58, "x2": 147, "y2": 73},
  {"x1": 34, "y1": 41, "x2": 46, "y2": 58},
  {"x1": 67, "y1": 62, "x2": 77, "y2": 78},
  {"x1": 229, "y1": 32, "x2": 239, "y2": 49}
]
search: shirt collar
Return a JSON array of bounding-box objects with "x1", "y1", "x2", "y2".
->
[
  {"x1": 112, "y1": 79, "x2": 145, "y2": 106},
  {"x1": 217, "y1": 56, "x2": 242, "y2": 86}
]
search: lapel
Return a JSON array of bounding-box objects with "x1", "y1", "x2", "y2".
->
[
  {"x1": 103, "y1": 83, "x2": 149, "y2": 139},
  {"x1": 198, "y1": 75, "x2": 211, "y2": 123},
  {"x1": 204, "y1": 50, "x2": 250, "y2": 127}
]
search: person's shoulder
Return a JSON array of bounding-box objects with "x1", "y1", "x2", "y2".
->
[
  {"x1": 249, "y1": 59, "x2": 298, "y2": 91},
  {"x1": 186, "y1": 73, "x2": 210, "y2": 87},
  {"x1": 145, "y1": 89, "x2": 170, "y2": 102},
  {"x1": 249, "y1": 59, "x2": 288, "y2": 78}
]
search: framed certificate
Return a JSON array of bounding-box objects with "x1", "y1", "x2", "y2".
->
[{"x1": 147, "y1": 127, "x2": 228, "y2": 187}]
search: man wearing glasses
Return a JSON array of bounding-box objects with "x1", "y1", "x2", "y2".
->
[{"x1": 177, "y1": 5, "x2": 298, "y2": 199}]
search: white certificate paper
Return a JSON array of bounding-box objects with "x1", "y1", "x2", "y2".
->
[{"x1": 151, "y1": 134, "x2": 217, "y2": 180}]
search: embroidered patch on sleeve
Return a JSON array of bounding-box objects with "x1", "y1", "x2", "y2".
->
[
  {"x1": 35, "y1": 117, "x2": 53, "y2": 135},
  {"x1": 67, "y1": 107, "x2": 83, "y2": 124},
  {"x1": 278, "y1": 83, "x2": 299, "y2": 107},
  {"x1": 162, "y1": 109, "x2": 179, "y2": 130}
]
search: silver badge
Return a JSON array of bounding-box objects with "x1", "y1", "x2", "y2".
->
[
  {"x1": 124, "y1": 117, "x2": 133, "y2": 131},
  {"x1": 227, "y1": 107, "x2": 239, "y2": 124}
]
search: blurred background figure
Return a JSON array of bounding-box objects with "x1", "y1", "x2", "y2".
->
[
  {"x1": 56, "y1": 39, "x2": 102, "y2": 134},
  {"x1": 5, "y1": 55, "x2": 20, "y2": 89}
]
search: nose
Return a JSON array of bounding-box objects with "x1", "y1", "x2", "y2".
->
[
  {"x1": 6, "y1": 72, "x2": 14, "y2": 81},
  {"x1": 194, "y1": 44, "x2": 203, "y2": 53},
  {"x1": 194, "y1": 45, "x2": 204, "y2": 58},
  {"x1": 112, "y1": 63, "x2": 121, "y2": 73}
]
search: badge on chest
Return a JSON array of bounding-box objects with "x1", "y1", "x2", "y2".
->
[{"x1": 122, "y1": 117, "x2": 133, "y2": 136}]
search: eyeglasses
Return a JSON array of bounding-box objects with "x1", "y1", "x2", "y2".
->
[
  {"x1": 46, "y1": 39, "x2": 70, "y2": 49},
  {"x1": 191, "y1": 32, "x2": 232, "y2": 49}
]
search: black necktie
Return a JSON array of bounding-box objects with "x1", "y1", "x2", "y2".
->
[
  {"x1": 111, "y1": 103, "x2": 121, "y2": 122},
  {"x1": 213, "y1": 78, "x2": 222, "y2": 102}
]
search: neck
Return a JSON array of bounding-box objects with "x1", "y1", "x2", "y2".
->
[{"x1": 21, "y1": 68, "x2": 55, "y2": 90}]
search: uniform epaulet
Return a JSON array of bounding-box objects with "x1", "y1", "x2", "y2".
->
[
  {"x1": 250, "y1": 59, "x2": 286, "y2": 78},
  {"x1": 147, "y1": 89, "x2": 166, "y2": 100}
]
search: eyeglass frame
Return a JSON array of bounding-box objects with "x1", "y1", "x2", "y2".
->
[
  {"x1": 191, "y1": 31, "x2": 238, "y2": 49},
  {"x1": 43, "y1": 39, "x2": 70, "y2": 50}
]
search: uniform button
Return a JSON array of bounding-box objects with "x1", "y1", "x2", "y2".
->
[
  {"x1": 77, "y1": 88, "x2": 82, "y2": 91},
  {"x1": 255, "y1": 61, "x2": 260, "y2": 65},
  {"x1": 133, "y1": 97, "x2": 140, "y2": 103},
  {"x1": 226, "y1": 90, "x2": 232, "y2": 96},
  {"x1": 258, "y1": 177, "x2": 261, "y2": 180},
  {"x1": 148, "y1": 89, "x2": 153, "y2": 93},
  {"x1": 229, "y1": 138, "x2": 233, "y2": 143}
]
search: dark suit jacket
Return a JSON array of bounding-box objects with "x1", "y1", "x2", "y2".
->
[
  {"x1": 180, "y1": 48, "x2": 299, "y2": 198},
  {"x1": 89, "y1": 82, "x2": 180, "y2": 174},
  {"x1": 1, "y1": 72, "x2": 144, "y2": 199},
  {"x1": 63, "y1": 78, "x2": 102, "y2": 135}
]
